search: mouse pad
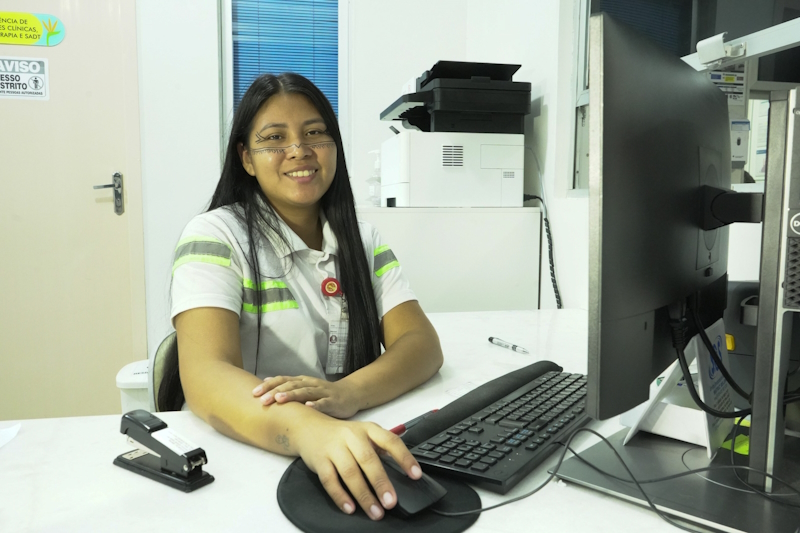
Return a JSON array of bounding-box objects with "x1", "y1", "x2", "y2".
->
[{"x1": 278, "y1": 458, "x2": 481, "y2": 532}]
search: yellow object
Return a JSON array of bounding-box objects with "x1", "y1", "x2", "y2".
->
[
  {"x1": 0, "y1": 12, "x2": 43, "y2": 45},
  {"x1": 726, "y1": 334, "x2": 735, "y2": 351},
  {"x1": 721, "y1": 435, "x2": 750, "y2": 455}
]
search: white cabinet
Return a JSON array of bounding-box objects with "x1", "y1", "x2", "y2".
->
[{"x1": 357, "y1": 207, "x2": 541, "y2": 312}]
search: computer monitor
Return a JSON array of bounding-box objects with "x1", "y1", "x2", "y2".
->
[
  {"x1": 585, "y1": 12, "x2": 731, "y2": 421},
  {"x1": 556, "y1": 13, "x2": 800, "y2": 533}
]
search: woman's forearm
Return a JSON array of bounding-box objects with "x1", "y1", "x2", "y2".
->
[
  {"x1": 182, "y1": 358, "x2": 329, "y2": 455},
  {"x1": 339, "y1": 327, "x2": 443, "y2": 411}
]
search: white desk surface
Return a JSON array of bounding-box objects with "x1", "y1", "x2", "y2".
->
[{"x1": 1, "y1": 310, "x2": 680, "y2": 532}]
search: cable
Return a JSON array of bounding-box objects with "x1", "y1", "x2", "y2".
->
[
  {"x1": 523, "y1": 145, "x2": 563, "y2": 310},
  {"x1": 432, "y1": 427, "x2": 717, "y2": 532},
  {"x1": 688, "y1": 297, "x2": 752, "y2": 402}
]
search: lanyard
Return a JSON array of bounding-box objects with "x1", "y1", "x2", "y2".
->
[{"x1": 320, "y1": 275, "x2": 348, "y2": 374}]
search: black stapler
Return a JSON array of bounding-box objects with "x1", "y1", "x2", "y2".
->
[{"x1": 113, "y1": 409, "x2": 214, "y2": 492}]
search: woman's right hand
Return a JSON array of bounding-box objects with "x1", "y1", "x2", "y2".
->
[{"x1": 294, "y1": 416, "x2": 423, "y2": 520}]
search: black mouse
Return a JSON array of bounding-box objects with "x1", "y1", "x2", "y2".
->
[{"x1": 380, "y1": 456, "x2": 447, "y2": 516}]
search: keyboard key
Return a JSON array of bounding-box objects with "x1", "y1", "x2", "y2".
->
[
  {"x1": 470, "y1": 463, "x2": 490, "y2": 472},
  {"x1": 471, "y1": 412, "x2": 490, "y2": 422},
  {"x1": 465, "y1": 440, "x2": 481, "y2": 447},
  {"x1": 467, "y1": 427, "x2": 484, "y2": 434},
  {"x1": 488, "y1": 451, "x2": 505, "y2": 459},
  {"x1": 532, "y1": 438, "x2": 545, "y2": 444},
  {"x1": 497, "y1": 446, "x2": 513, "y2": 454},
  {"x1": 442, "y1": 441, "x2": 458, "y2": 449},
  {"x1": 490, "y1": 437, "x2": 506, "y2": 444},
  {"x1": 512, "y1": 433, "x2": 527, "y2": 441},
  {"x1": 419, "y1": 443, "x2": 435, "y2": 451},
  {"x1": 413, "y1": 451, "x2": 441, "y2": 460},
  {"x1": 447, "y1": 429, "x2": 463, "y2": 436},
  {"x1": 464, "y1": 453, "x2": 481, "y2": 461},
  {"x1": 439, "y1": 455, "x2": 457, "y2": 464},
  {"x1": 527, "y1": 423, "x2": 545, "y2": 432},
  {"x1": 481, "y1": 443, "x2": 497, "y2": 450},
  {"x1": 428, "y1": 435, "x2": 450, "y2": 445},
  {"x1": 499, "y1": 420, "x2": 526, "y2": 429},
  {"x1": 506, "y1": 439, "x2": 521, "y2": 447},
  {"x1": 525, "y1": 443, "x2": 539, "y2": 451},
  {"x1": 434, "y1": 446, "x2": 450, "y2": 454},
  {"x1": 449, "y1": 450, "x2": 464, "y2": 458},
  {"x1": 457, "y1": 444, "x2": 474, "y2": 452},
  {"x1": 485, "y1": 416, "x2": 502, "y2": 424},
  {"x1": 450, "y1": 437, "x2": 466, "y2": 444},
  {"x1": 472, "y1": 447, "x2": 489, "y2": 456},
  {"x1": 455, "y1": 459, "x2": 473, "y2": 468},
  {"x1": 479, "y1": 457, "x2": 498, "y2": 465},
  {"x1": 519, "y1": 429, "x2": 533, "y2": 435}
]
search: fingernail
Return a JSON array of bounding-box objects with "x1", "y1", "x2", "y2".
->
[
  {"x1": 411, "y1": 465, "x2": 422, "y2": 479},
  {"x1": 252, "y1": 385, "x2": 263, "y2": 395},
  {"x1": 382, "y1": 492, "x2": 393, "y2": 506},
  {"x1": 260, "y1": 393, "x2": 273, "y2": 404},
  {"x1": 275, "y1": 393, "x2": 286, "y2": 401},
  {"x1": 264, "y1": 377, "x2": 273, "y2": 381},
  {"x1": 370, "y1": 504, "x2": 383, "y2": 519},
  {"x1": 343, "y1": 502, "x2": 354, "y2": 514}
]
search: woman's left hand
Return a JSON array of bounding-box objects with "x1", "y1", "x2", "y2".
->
[{"x1": 252, "y1": 376, "x2": 360, "y2": 418}]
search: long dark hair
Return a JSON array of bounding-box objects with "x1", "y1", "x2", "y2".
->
[{"x1": 158, "y1": 73, "x2": 382, "y2": 411}]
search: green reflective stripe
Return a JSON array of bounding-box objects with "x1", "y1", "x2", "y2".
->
[
  {"x1": 243, "y1": 279, "x2": 287, "y2": 290},
  {"x1": 375, "y1": 260, "x2": 400, "y2": 277},
  {"x1": 172, "y1": 238, "x2": 232, "y2": 274},
  {"x1": 374, "y1": 244, "x2": 391, "y2": 256},
  {"x1": 241, "y1": 279, "x2": 297, "y2": 314},
  {"x1": 242, "y1": 287, "x2": 295, "y2": 306},
  {"x1": 373, "y1": 248, "x2": 397, "y2": 274},
  {"x1": 242, "y1": 300, "x2": 299, "y2": 314},
  {"x1": 173, "y1": 254, "x2": 231, "y2": 274}
]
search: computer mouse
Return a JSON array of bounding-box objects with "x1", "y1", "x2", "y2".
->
[{"x1": 380, "y1": 456, "x2": 447, "y2": 517}]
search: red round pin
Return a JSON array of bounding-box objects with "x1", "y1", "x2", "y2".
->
[{"x1": 321, "y1": 277, "x2": 341, "y2": 297}]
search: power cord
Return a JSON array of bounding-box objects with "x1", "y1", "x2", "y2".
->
[{"x1": 524, "y1": 194, "x2": 562, "y2": 309}]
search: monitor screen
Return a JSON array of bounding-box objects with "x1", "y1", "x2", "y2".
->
[{"x1": 586, "y1": 13, "x2": 733, "y2": 420}]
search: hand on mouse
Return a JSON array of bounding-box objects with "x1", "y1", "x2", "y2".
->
[
  {"x1": 295, "y1": 416, "x2": 423, "y2": 520},
  {"x1": 252, "y1": 375, "x2": 359, "y2": 419}
]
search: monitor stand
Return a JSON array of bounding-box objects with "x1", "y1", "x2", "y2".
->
[{"x1": 555, "y1": 429, "x2": 800, "y2": 533}]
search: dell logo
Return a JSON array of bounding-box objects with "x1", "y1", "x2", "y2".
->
[{"x1": 791, "y1": 213, "x2": 800, "y2": 236}]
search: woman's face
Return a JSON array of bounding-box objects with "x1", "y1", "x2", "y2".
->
[{"x1": 240, "y1": 92, "x2": 337, "y2": 216}]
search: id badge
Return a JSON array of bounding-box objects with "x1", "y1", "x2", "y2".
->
[{"x1": 325, "y1": 296, "x2": 349, "y2": 374}]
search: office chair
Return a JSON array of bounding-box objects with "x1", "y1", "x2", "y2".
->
[{"x1": 150, "y1": 332, "x2": 177, "y2": 412}]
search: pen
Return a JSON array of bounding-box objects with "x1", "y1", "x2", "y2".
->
[
  {"x1": 488, "y1": 336, "x2": 530, "y2": 354},
  {"x1": 389, "y1": 409, "x2": 438, "y2": 435}
]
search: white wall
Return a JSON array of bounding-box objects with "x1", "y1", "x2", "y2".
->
[
  {"x1": 137, "y1": 0, "x2": 223, "y2": 359},
  {"x1": 345, "y1": 0, "x2": 587, "y2": 309}
]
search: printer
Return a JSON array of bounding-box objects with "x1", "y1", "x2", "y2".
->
[{"x1": 379, "y1": 61, "x2": 531, "y2": 207}]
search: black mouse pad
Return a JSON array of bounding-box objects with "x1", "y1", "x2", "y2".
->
[{"x1": 277, "y1": 458, "x2": 481, "y2": 532}]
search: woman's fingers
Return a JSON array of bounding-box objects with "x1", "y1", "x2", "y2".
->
[
  {"x1": 368, "y1": 424, "x2": 422, "y2": 479},
  {"x1": 333, "y1": 451, "x2": 388, "y2": 520},
  {"x1": 315, "y1": 460, "x2": 356, "y2": 516}
]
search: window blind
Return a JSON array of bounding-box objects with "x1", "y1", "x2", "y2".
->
[{"x1": 232, "y1": 0, "x2": 338, "y2": 113}]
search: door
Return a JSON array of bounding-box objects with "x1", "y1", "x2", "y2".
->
[{"x1": 0, "y1": 1, "x2": 146, "y2": 419}]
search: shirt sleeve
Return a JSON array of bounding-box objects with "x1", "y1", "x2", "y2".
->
[
  {"x1": 170, "y1": 213, "x2": 244, "y2": 326},
  {"x1": 363, "y1": 223, "x2": 417, "y2": 318}
]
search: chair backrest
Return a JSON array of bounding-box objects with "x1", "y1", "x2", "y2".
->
[{"x1": 151, "y1": 331, "x2": 177, "y2": 412}]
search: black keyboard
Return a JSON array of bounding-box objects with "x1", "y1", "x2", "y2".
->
[{"x1": 409, "y1": 370, "x2": 589, "y2": 494}]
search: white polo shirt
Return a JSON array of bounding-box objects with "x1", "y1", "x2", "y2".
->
[{"x1": 170, "y1": 204, "x2": 416, "y2": 380}]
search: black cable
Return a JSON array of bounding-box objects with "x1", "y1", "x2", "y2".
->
[
  {"x1": 432, "y1": 427, "x2": 712, "y2": 532},
  {"x1": 524, "y1": 193, "x2": 562, "y2": 309},
  {"x1": 670, "y1": 314, "x2": 752, "y2": 419},
  {"x1": 688, "y1": 297, "x2": 751, "y2": 402}
]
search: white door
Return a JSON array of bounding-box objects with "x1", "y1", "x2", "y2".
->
[{"x1": 0, "y1": 1, "x2": 146, "y2": 419}]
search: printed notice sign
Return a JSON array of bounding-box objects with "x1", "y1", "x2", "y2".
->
[{"x1": 0, "y1": 57, "x2": 48, "y2": 100}]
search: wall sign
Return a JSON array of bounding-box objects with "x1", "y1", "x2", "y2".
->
[
  {"x1": 0, "y1": 12, "x2": 64, "y2": 47},
  {"x1": 0, "y1": 56, "x2": 49, "y2": 100}
]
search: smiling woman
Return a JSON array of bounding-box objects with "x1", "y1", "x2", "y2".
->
[{"x1": 159, "y1": 72, "x2": 444, "y2": 521}]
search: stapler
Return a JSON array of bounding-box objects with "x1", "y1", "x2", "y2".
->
[{"x1": 113, "y1": 409, "x2": 214, "y2": 492}]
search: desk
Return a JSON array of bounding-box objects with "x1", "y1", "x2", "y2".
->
[{"x1": 1, "y1": 310, "x2": 679, "y2": 532}]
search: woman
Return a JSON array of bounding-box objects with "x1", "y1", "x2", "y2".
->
[{"x1": 162, "y1": 73, "x2": 444, "y2": 521}]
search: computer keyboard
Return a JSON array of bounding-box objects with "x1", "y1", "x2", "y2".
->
[{"x1": 409, "y1": 370, "x2": 589, "y2": 494}]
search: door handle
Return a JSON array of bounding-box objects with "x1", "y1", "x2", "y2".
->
[{"x1": 93, "y1": 172, "x2": 124, "y2": 215}]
